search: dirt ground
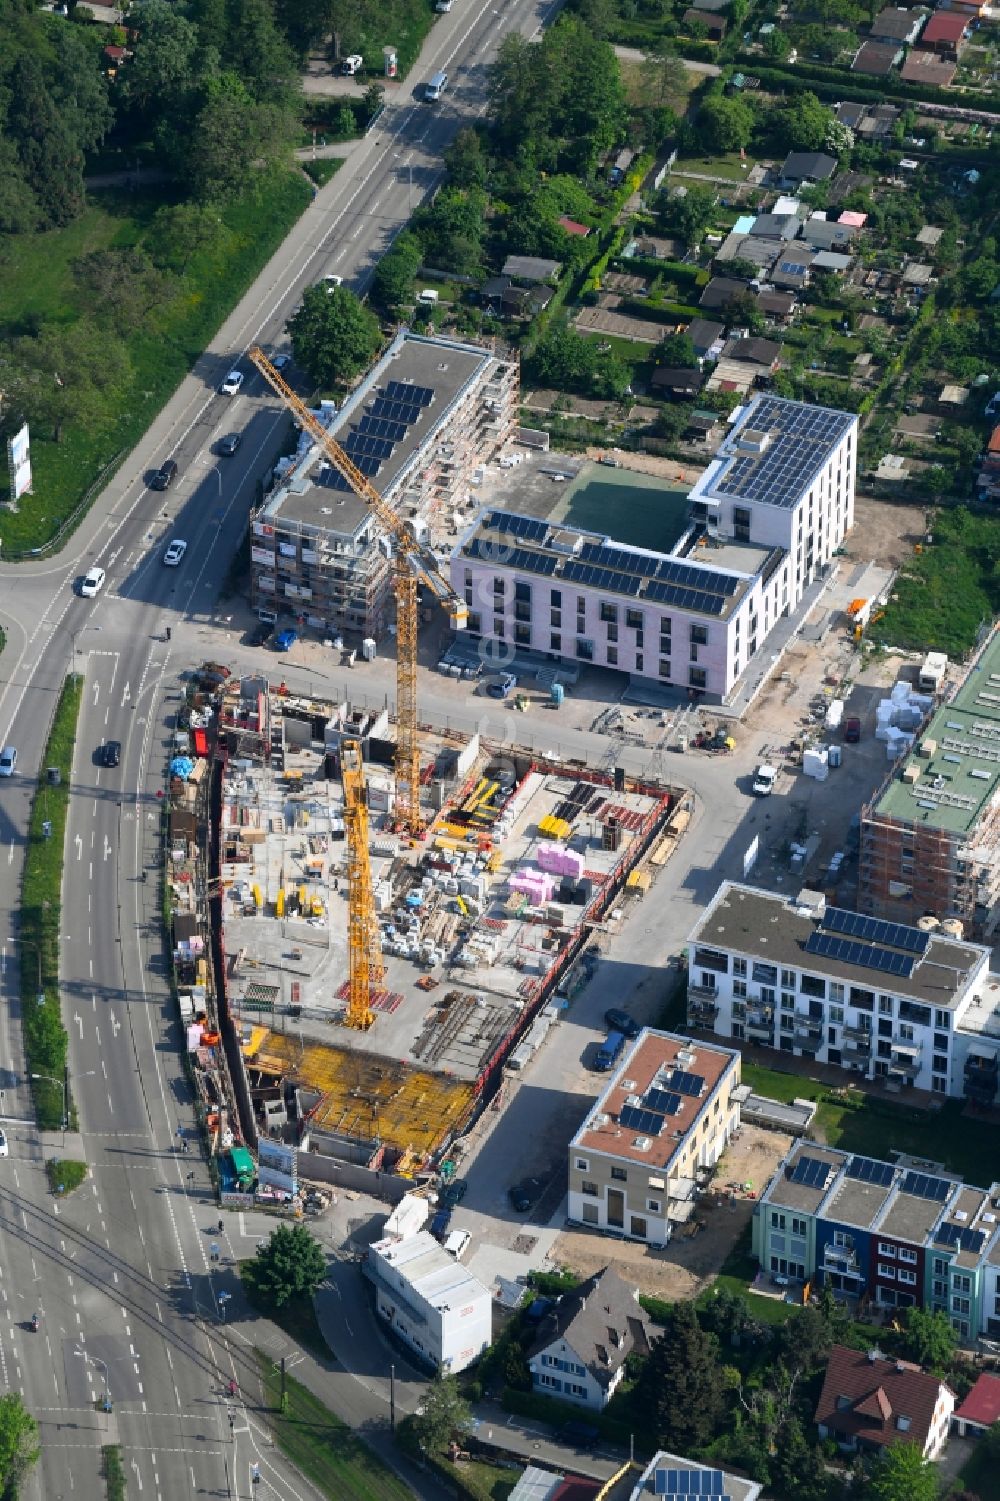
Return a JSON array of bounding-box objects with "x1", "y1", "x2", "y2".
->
[
  {"x1": 846, "y1": 493, "x2": 929, "y2": 571},
  {"x1": 550, "y1": 1124, "x2": 791, "y2": 1299}
]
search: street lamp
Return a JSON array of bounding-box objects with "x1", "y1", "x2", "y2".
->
[
  {"x1": 31, "y1": 1068, "x2": 96, "y2": 1139},
  {"x1": 71, "y1": 624, "x2": 102, "y2": 676},
  {"x1": 74, "y1": 1350, "x2": 112, "y2": 1427}
]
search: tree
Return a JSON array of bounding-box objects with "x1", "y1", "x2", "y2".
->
[
  {"x1": 445, "y1": 127, "x2": 487, "y2": 190},
  {"x1": 7, "y1": 320, "x2": 132, "y2": 444},
  {"x1": 413, "y1": 187, "x2": 487, "y2": 276},
  {"x1": 898, "y1": 1306, "x2": 957, "y2": 1371},
  {"x1": 7, "y1": 52, "x2": 87, "y2": 228},
  {"x1": 697, "y1": 95, "x2": 755, "y2": 153},
  {"x1": 633, "y1": 1302, "x2": 723, "y2": 1451},
  {"x1": 864, "y1": 1441, "x2": 939, "y2": 1501},
  {"x1": 779, "y1": 92, "x2": 833, "y2": 153},
  {"x1": 149, "y1": 202, "x2": 225, "y2": 275},
  {"x1": 224, "y1": 0, "x2": 298, "y2": 107},
  {"x1": 825, "y1": 118, "x2": 855, "y2": 158},
  {"x1": 182, "y1": 72, "x2": 281, "y2": 201},
  {"x1": 636, "y1": 50, "x2": 690, "y2": 113},
  {"x1": 763, "y1": 29, "x2": 792, "y2": 60},
  {"x1": 771, "y1": 1416, "x2": 827, "y2": 1501},
  {"x1": 655, "y1": 332, "x2": 697, "y2": 367},
  {"x1": 251, "y1": 1225, "x2": 326, "y2": 1309},
  {"x1": 775, "y1": 1305, "x2": 832, "y2": 1378},
  {"x1": 72, "y1": 248, "x2": 171, "y2": 335},
  {"x1": 287, "y1": 285, "x2": 382, "y2": 387},
  {"x1": 119, "y1": 0, "x2": 199, "y2": 122},
  {"x1": 0, "y1": 1394, "x2": 39, "y2": 1493},
  {"x1": 0, "y1": 137, "x2": 39, "y2": 234},
  {"x1": 656, "y1": 183, "x2": 716, "y2": 247},
  {"x1": 371, "y1": 231, "x2": 423, "y2": 311},
  {"x1": 410, "y1": 1375, "x2": 471, "y2": 1453},
  {"x1": 273, "y1": 0, "x2": 334, "y2": 58}
]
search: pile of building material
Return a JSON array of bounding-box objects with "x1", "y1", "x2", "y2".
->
[
  {"x1": 876, "y1": 680, "x2": 934, "y2": 761},
  {"x1": 803, "y1": 746, "x2": 829, "y2": 781}
]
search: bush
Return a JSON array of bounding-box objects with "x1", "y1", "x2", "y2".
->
[
  {"x1": 21, "y1": 676, "x2": 82, "y2": 1129},
  {"x1": 46, "y1": 1159, "x2": 88, "y2": 1195}
]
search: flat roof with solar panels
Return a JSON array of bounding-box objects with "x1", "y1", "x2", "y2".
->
[
  {"x1": 260, "y1": 332, "x2": 495, "y2": 537},
  {"x1": 571, "y1": 1031, "x2": 740, "y2": 1172},
  {"x1": 690, "y1": 882, "x2": 989, "y2": 1010},
  {"x1": 690, "y1": 394, "x2": 856, "y2": 512},
  {"x1": 458, "y1": 508, "x2": 773, "y2": 620}
]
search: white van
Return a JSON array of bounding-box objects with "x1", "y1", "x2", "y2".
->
[
  {"x1": 417, "y1": 289, "x2": 439, "y2": 305},
  {"x1": 425, "y1": 71, "x2": 448, "y2": 101},
  {"x1": 444, "y1": 1228, "x2": 471, "y2": 1260}
]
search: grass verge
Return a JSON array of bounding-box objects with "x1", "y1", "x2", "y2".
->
[
  {"x1": 741, "y1": 1060, "x2": 997, "y2": 1185},
  {"x1": 240, "y1": 1261, "x2": 332, "y2": 1359},
  {"x1": 255, "y1": 1350, "x2": 412, "y2": 1500},
  {"x1": 302, "y1": 158, "x2": 344, "y2": 188},
  {"x1": 102, "y1": 1444, "x2": 126, "y2": 1501},
  {"x1": 0, "y1": 168, "x2": 311, "y2": 554},
  {"x1": 46, "y1": 1159, "x2": 88, "y2": 1195},
  {"x1": 21, "y1": 674, "x2": 83, "y2": 1130}
]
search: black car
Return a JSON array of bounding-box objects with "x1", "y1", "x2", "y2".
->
[
  {"x1": 102, "y1": 741, "x2": 121, "y2": 768},
  {"x1": 604, "y1": 1007, "x2": 641, "y2": 1039},
  {"x1": 245, "y1": 621, "x2": 272, "y2": 647},
  {"x1": 508, "y1": 1177, "x2": 541, "y2": 1213},
  {"x1": 217, "y1": 433, "x2": 242, "y2": 456},
  {"x1": 440, "y1": 1178, "x2": 467, "y2": 1209},
  {"x1": 150, "y1": 459, "x2": 178, "y2": 491}
]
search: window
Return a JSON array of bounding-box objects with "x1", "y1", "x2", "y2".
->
[
  {"x1": 792, "y1": 1217, "x2": 806, "y2": 1236},
  {"x1": 879, "y1": 994, "x2": 893, "y2": 1015},
  {"x1": 493, "y1": 617, "x2": 505, "y2": 637},
  {"x1": 934, "y1": 1032, "x2": 949, "y2": 1052},
  {"x1": 607, "y1": 646, "x2": 618, "y2": 666},
  {"x1": 606, "y1": 623, "x2": 618, "y2": 643},
  {"x1": 694, "y1": 948, "x2": 729, "y2": 973},
  {"x1": 600, "y1": 602, "x2": 618, "y2": 624},
  {"x1": 576, "y1": 639, "x2": 594, "y2": 661},
  {"x1": 733, "y1": 958, "x2": 747, "y2": 978},
  {"x1": 830, "y1": 1006, "x2": 844, "y2": 1025},
  {"x1": 539, "y1": 1374, "x2": 562, "y2": 1391},
  {"x1": 515, "y1": 624, "x2": 530, "y2": 645},
  {"x1": 575, "y1": 1158, "x2": 588, "y2": 1171},
  {"x1": 733, "y1": 980, "x2": 747, "y2": 998},
  {"x1": 550, "y1": 589, "x2": 562, "y2": 607},
  {"x1": 551, "y1": 634, "x2": 562, "y2": 652},
  {"x1": 630, "y1": 1216, "x2": 648, "y2": 1239},
  {"x1": 635, "y1": 653, "x2": 643, "y2": 673},
  {"x1": 626, "y1": 609, "x2": 643, "y2": 630},
  {"x1": 493, "y1": 577, "x2": 505, "y2": 596},
  {"x1": 771, "y1": 1212, "x2": 786, "y2": 1230},
  {"x1": 801, "y1": 974, "x2": 826, "y2": 999},
  {"x1": 896, "y1": 1416, "x2": 911, "y2": 1433},
  {"x1": 932, "y1": 1258, "x2": 947, "y2": 1278},
  {"x1": 878, "y1": 1243, "x2": 896, "y2": 1258},
  {"x1": 935, "y1": 1010, "x2": 951, "y2": 1030},
  {"x1": 933, "y1": 1054, "x2": 948, "y2": 1075},
  {"x1": 581, "y1": 1181, "x2": 598, "y2": 1197},
  {"x1": 781, "y1": 969, "x2": 796, "y2": 988},
  {"x1": 753, "y1": 962, "x2": 778, "y2": 985},
  {"x1": 611, "y1": 1166, "x2": 627, "y2": 1181},
  {"x1": 898, "y1": 1269, "x2": 917, "y2": 1286},
  {"x1": 659, "y1": 659, "x2": 671, "y2": 679},
  {"x1": 659, "y1": 617, "x2": 671, "y2": 638},
  {"x1": 952, "y1": 1295, "x2": 971, "y2": 1316},
  {"x1": 898, "y1": 1247, "x2": 917, "y2": 1265},
  {"x1": 689, "y1": 667, "x2": 706, "y2": 689},
  {"x1": 878, "y1": 1264, "x2": 896, "y2": 1280},
  {"x1": 647, "y1": 1198, "x2": 662, "y2": 1213},
  {"x1": 954, "y1": 1274, "x2": 971, "y2": 1294},
  {"x1": 514, "y1": 581, "x2": 531, "y2": 603},
  {"x1": 690, "y1": 624, "x2": 708, "y2": 645},
  {"x1": 550, "y1": 608, "x2": 562, "y2": 626},
  {"x1": 829, "y1": 982, "x2": 845, "y2": 1003}
]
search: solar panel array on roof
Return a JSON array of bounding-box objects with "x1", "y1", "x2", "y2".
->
[
  {"x1": 358, "y1": 413, "x2": 409, "y2": 444},
  {"x1": 717, "y1": 397, "x2": 854, "y2": 510},
  {"x1": 485, "y1": 512, "x2": 550, "y2": 543},
  {"x1": 385, "y1": 380, "x2": 433, "y2": 407},
  {"x1": 821, "y1": 908, "x2": 929, "y2": 955},
  {"x1": 804, "y1": 930, "x2": 916, "y2": 978},
  {"x1": 645, "y1": 579, "x2": 729, "y2": 616},
  {"x1": 369, "y1": 395, "x2": 423, "y2": 425},
  {"x1": 644, "y1": 1087, "x2": 682, "y2": 1116},
  {"x1": 620, "y1": 1103, "x2": 666, "y2": 1136},
  {"x1": 562, "y1": 559, "x2": 644, "y2": 597},
  {"x1": 790, "y1": 1154, "x2": 832, "y2": 1188},
  {"x1": 579, "y1": 541, "x2": 660, "y2": 577},
  {"x1": 901, "y1": 1170, "x2": 951, "y2": 1202},
  {"x1": 464, "y1": 537, "x2": 557, "y2": 576},
  {"x1": 344, "y1": 432, "x2": 393, "y2": 462},
  {"x1": 845, "y1": 1156, "x2": 894, "y2": 1187},
  {"x1": 656, "y1": 558, "x2": 742, "y2": 596},
  {"x1": 653, "y1": 1467, "x2": 729, "y2": 1498},
  {"x1": 668, "y1": 1069, "x2": 705, "y2": 1097},
  {"x1": 935, "y1": 1221, "x2": 987, "y2": 1255}
]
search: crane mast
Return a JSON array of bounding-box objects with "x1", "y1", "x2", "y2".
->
[
  {"x1": 248, "y1": 346, "x2": 468, "y2": 836},
  {"x1": 339, "y1": 735, "x2": 379, "y2": 1031}
]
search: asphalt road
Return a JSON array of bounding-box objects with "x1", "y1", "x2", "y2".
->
[{"x1": 0, "y1": 0, "x2": 561, "y2": 1495}]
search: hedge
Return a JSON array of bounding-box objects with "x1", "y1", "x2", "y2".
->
[
  {"x1": 21, "y1": 675, "x2": 82, "y2": 1130},
  {"x1": 728, "y1": 56, "x2": 1000, "y2": 114},
  {"x1": 613, "y1": 255, "x2": 710, "y2": 287},
  {"x1": 502, "y1": 1387, "x2": 638, "y2": 1449}
]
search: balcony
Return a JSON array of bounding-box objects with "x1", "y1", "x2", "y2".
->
[
  {"x1": 687, "y1": 988, "x2": 719, "y2": 1026},
  {"x1": 794, "y1": 1014, "x2": 823, "y2": 1044},
  {"x1": 844, "y1": 1021, "x2": 874, "y2": 1042},
  {"x1": 888, "y1": 1045, "x2": 921, "y2": 1080},
  {"x1": 842, "y1": 1042, "x2": 872, "y2": 1068},
  {"x1": 747, "y1": 1012, "x2": 775, "y2": 1039},
  {"x1": 823, "y1": 1246, "x2": 860, "y2": 1274}
]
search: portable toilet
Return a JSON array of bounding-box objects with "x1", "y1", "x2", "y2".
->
[{"x1": 551, "y1": 682, "x2": 564, "y2": 707}]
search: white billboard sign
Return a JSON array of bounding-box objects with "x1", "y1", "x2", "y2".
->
[{"x1": 7, "y1": 424, "x2": 31, "y2": 501}]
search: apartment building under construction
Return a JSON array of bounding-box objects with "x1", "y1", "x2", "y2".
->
[
  {"x1": 860, "y1": 629, "x2": 1000, "y2": 939},
  {"x1": 250, "y1": 331, "x2": 518, "y2": 638}
]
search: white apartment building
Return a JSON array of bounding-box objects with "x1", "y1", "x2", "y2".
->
[
  {"x1": 687, "y1": 882, "x2": 996, "y2": 1100},
  {"x1": 450, "y1": 395, "x2": 857, "y2": 702},
  {"x1": 567, "y1": 1030, "x2": 741, "y2": 1245},
  {"x1": 368, "y1": 1229, "x2": 492, "y2": 1374}
]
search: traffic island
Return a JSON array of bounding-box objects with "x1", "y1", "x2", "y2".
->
[{"x1": 45, "y1": 1159, "x2": 88, "y2": 1196}]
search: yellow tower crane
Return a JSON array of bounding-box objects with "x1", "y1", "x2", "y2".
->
[
  {"x1": 248, "y1": 347, "x2": 469, "y2": 835},
  {"x1": 339, "y1": 735, "x2": 381, "y2": 1030}
]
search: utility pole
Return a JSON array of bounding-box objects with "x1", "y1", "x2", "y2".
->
[{"x1": 390, "y1": 1364, "x2": 396, "y2": 1431}]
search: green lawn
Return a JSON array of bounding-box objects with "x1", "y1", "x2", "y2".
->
[
  {"x1": 302, "y1": 158, "x2": 345, "y2": 188},
  {"x1": 741, "y1": 1061, "x2": 999, "y2": 1184},
  {"x1": 256, "y1": 1353, "x2": 412, "y2": 1501},
  {"x1": 0, "y1": 168, "x2": 311, "y2": 554},
  {"x1": 445, "y1": 1459, "x2": 518, "y2": 1501},
  {"x1": 869, "y1": 507, "x2": 1000, "y2": 657},
  {"x1": 669, "y1": 152, "x2": 758, "y2": 185}
]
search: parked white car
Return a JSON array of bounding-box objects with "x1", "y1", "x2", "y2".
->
[{"x1": 220, "y1": 370, "x2": 243, "y2": 396}]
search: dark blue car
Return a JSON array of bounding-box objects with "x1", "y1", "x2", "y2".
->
[{"x1": 274, "y1": 628, "x2": 299, "y2": 652}]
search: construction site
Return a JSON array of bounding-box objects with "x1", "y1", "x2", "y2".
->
[{"x1": 201, "y1": 671, "x2": 679, "y2": 1185}]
